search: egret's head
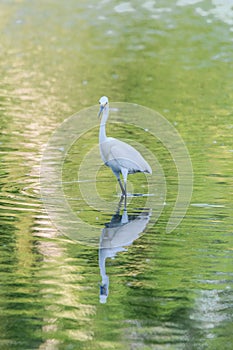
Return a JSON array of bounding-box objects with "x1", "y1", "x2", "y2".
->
[{"x1": 98, "y1": 96, "x2": 108, "y2": 117}]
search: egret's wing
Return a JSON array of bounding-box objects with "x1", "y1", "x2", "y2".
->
[{"x1": 109, "y1": 138, "x2": 152, "y2": 173}]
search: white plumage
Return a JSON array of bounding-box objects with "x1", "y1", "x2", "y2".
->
[{"x1": 98, "y1": 96, "x2": 152, "y2": 196}]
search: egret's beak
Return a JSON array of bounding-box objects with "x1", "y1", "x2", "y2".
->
[
  {"x1": 98, "y1": 105, "x2": 104, "y2": 118},
  {"x1": 100, "y1": 284, "x2": 107, "y2": 296}
]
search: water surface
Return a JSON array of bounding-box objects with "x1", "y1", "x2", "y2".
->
[{"x1": 0, "y1": 1, "x2": 233, "y2": 349}]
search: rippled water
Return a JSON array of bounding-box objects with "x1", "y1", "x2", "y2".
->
[{"x1": 1, "y1": 1, "x2": 233, "y2": 349}]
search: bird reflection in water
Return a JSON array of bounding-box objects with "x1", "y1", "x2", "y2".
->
[{"x1": 99, "y1": 197, "x2": 151, "y2": 303}]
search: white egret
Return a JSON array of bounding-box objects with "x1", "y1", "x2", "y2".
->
[{"x1": 98, "y1": 96, "x2": 152, "y2": 197}]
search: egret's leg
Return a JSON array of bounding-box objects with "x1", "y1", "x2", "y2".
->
[
  {"x1": 123, "y1": 179, "x2": 127, "y2": 208},
  {"x1": 117, "y1": 177, "x2": 125, "y2": 196},
  {"x1": 116, "y1": 175, "x2": 126, "y2": 196},
  {"x1": 124, "y1": 192, "x2": 127, "y2": 209},
  {"x1": 121, "y1": 168, "x2": 128, "y2": 195},
  {"x1": 112, "y1": 170, "x2": 125, "y2": 196},
  {"x1": 117, "y1": 195, "x2": 124, "y2": 214},
  {"x1": 121, "y1": 168, "x2": 128, "y2": 209}
]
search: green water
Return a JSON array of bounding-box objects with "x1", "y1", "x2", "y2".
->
[{"x1": 1, "y1": 1, "x2": 233, "y2": 349}]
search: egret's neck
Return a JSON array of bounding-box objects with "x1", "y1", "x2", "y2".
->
[{"x1": 99, "y1": 105, "x2": 109, "y2": 144}]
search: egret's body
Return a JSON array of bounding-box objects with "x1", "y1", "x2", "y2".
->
[{"x1": 98, "y1": 96, "x2": 152, "y2": 196}]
